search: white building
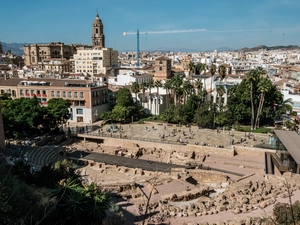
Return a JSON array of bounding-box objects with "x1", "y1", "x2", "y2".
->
[
  {"x1": 109, "y1": 71, "x2": 153, "y2": 86},
  {"x1": 72, "y1": 47, "x2": 118, "y2": 75}
]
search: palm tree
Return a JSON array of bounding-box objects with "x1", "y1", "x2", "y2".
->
[
  {"x1": 196, "y1": 62, "x2": 206, "y2": 75},
  {"x1": 216, "y1": 85, "x2": 226, "y2": 109},
  {"x1": 140, "y1": 82, "x2": 148, "y2": 103},
  {"x1": 48, "y1": 178, "x2": 111, "y2": 225},
  {"x1": 209, "y1": 64, "x2": 217, "y2": 91},
  {"x1": 255, "y1": 77, "x2": 272, "y2": 128},
  {"x1": 182, "y1": 80, "x2": 193, "y2": 104},
  {"x1": 246, "y1": 69, "x2": 259, "y2": 130},
  {"x1": 154, "y1": 80, "x2": 162, "y2": 115},
  {"x1": 276, "y1": 98, "x2": 293, "y2": 116},
  {"x1": 164, "y1": 79, "x2": 172, "y2": 109},
  {"x1": 194, "y1": 78, "x2": 203, "y2": 95},
  {"x1": 170, "y1": 75, "x2": 183, "y2": 105},
  {"x1": 218, "y1": 64, "x2": 227, "y2": 80},
  {"x1": 131, "y1": 82, "x2": 140, "y2": 105},
  {"x1": 188, "y1": 61, "x2": 195, "y2": 76},
  {"x1": 147, "y1": 80, "x2": 154, "y2": 114}
]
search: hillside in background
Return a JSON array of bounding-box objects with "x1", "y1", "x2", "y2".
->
[
  {"x1": 2, "y1": 42, "x2": 27, "y2": 56},
  {"x1": 239, "y1": 45, "x2": 300, "y2": 52},
  {"x1": 1, "y1": 41, "x2": 300, "y2": 56}
]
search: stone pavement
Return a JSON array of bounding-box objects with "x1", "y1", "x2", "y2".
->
[{"x1": 93, "y1": 122, "x2": 271, "y2": 149}]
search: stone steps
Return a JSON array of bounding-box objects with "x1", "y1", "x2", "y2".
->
[{"x1": 27, "y1": 146, "x2": 64, "y2": 169}]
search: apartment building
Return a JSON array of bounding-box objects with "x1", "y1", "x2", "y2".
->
[
  {"x1": 37, "y1": 58, "x2": 71, "y2": 73},
  {"x1": 0, "y1": 77, "x2": 109, "y2": 123},
  {"x1": 71, "y1": 47, "x2": 118, "y2": 75}
]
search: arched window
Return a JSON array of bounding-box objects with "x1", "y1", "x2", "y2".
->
[{"x1": 96, "y1": 28, "x2": 98, "y2": 34}]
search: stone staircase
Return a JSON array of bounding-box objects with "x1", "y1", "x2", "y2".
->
[{"x1": 26, "y1": 146, "x2": 64, "y2": 170}]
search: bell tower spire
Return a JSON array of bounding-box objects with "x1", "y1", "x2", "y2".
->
[{"x1": 92, "y1": 11, "x2": 105, "y2": 48}]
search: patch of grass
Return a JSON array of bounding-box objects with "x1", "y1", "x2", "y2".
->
[{"x1": 237, "y1": 126, "x2": 272, "y2": 133}]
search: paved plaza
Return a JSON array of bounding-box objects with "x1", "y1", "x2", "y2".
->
[{"x1": 77, "y1": 121, "x2": 271, "y2": 149}]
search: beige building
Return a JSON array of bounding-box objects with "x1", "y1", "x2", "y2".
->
[
  {"x1": 23, "y1": 42, "x2": 87, "y2": 66},
  {"x1": 23, "y1": 12, "x2": 106, "y2": 66},
  {"x1": 92, "y1": 12, "x2": 105, "y2": 48},
  {"x1": 154, "y1": 56, "x2": 172, "y2": 81},
  {"x1": 37, "y1": 58, "x2": 71, "y2": 74},
  {"x1": 72, "y1": 47, "x2": 118, "y2": 75},
  {"x1": 0, "y1": 77, "x2": 109, "y2": 123}
]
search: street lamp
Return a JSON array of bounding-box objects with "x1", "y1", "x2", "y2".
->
[{"x1": 213, "y1": 113, "x2": 215, "y2": 130}]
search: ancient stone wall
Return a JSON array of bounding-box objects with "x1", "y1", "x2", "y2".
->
[
  {"x1": 234, "y1": 146, "x2": 275, "y2": 156},
  {"x1": 187, "y1": 169, "x2": 229, "y2": 183}
]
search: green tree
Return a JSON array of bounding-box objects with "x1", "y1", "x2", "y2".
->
[
  {"x1": 154, "y1": 80, "x2": 162, "y2": 115},
  {"x1": 246, "y1": 69, "x2": 259, "y2": 130},
  {"x1": 164, "y1": 79, "x2": 172, "y2": 109},
  {"x1": 131, "y1": 82, "x2": 140, "y2": 105},
  {"x1": 209, "y1": 64, "x2": 217, "y2": 91},
  {"x1": 188, "y1": 61, "x2": 195, "y2": 76},
  {"x1": 47, "y1": 179, "x2": 111, "y2": 225},
  {"x1": 182, "y1": 80, "x2": 193, "y2": 104},
  {"x1": 194, "y1": 78, "x2": 203, "y2": 95},
  {"x1": 274, "y1": 97, "x2": 294, "y2": 118},
  {"x1": 216, "y1": 85, "x2": 226, "y2": 108},
  {"x1": 185, "y1": 94, "x2": 199, "y2": 122},
  {"x1": 140, "y1": 82, "x2": 148, "y2": 103},
  {"x1": 161, "y1": 105, "x2": 176, "y2": 123},
  {"x1": 0, "y1": 164, "x2": 42, "y2": 224},
  {"x1": 170, "y1": 74, "x2": 184, "y2": 105},
  {"x1": 46, "y1": 98, "x2": 71, "y2": 130},
  {"x1": 2, "y1": 97, "x2": 44, "y2": 135},
  {"x1": 255, "y1": 77, "x2": 272, "y2": 128},
  {"x1": 116, "y1": 88, "x2": 134, "y2": 107},
  {"x1": 147, "y1": 80, "x2": 154, "y2": 113},
  {"x1": 194, "y1": 102, "x2": 215, "y2": 128},
  {"x1": 218, "y1": 64, "x2": 227, "y2": 80},
  {"x1": 196, "y1": 62, "x2": 206, "y2": 75}
]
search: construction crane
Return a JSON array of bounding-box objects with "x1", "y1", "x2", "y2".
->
[{"x1": 123, "y1": 28, "x2": 206, "y2": 69}]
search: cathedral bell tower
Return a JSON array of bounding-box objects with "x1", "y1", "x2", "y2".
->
[{"x1": 92, "y1": 12, "x2": 105, "y2": 48}]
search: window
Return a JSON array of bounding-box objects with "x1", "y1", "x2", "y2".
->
[
  {"x1": 20, "y1": 89, "x2": 24, "y2": 96},
  {"x1": 76, "y1": 108, "x2": 83, "y2": 114},
  {"x1": 159, "y1": 67, "x2": 162, "y2": 71},
  {"x1": 32, "y1": 57, "x2": 35, "y2": 63},
  {"x1": 80, "y1": 92, "x2": 84, "y2": 98},
  {"x1": 51, "y1": 91, "x2": 54, "y2": 97},
  {"x1": 62, "y1": 91, "x2": 66, "y2": 97},
  {"x1": 96, "y1": 28, "x2": 98, "y2": 33},
  {"x1": 56, "y1": 91, "x2": 60, "y2": 97},
  {"x1": 68, "y1": 92, "x2": 72, "y2": 97},
  {"x1": 74, "y1": 92, "x2": 78, "y2": 98}
]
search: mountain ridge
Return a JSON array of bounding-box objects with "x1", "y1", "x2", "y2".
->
[{"x1": 1, "y1": 42, "x2": 300, "y2": 56}]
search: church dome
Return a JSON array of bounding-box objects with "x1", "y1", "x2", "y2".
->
[{"x1": 94, "y1": 12, "x2": 102, "y2": 24}]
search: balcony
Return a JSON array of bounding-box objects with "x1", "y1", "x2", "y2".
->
[
  {"x1": 25, "y1": 93, "x2": 30, "y2": 96},
  {"x1": 37, "y1": 94, "x2": 41, "y2": 97},
  {"x1": 42, "y1": 94, "x2": 47, "y2": 97},
  {"x1": 41, "y1": 102, "x2": 47, "y2": 105},
  {"x1": 31, "y1": 94, "x2": 35, "y2": 96}
]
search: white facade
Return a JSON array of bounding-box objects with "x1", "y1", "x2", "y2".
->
[
  {"x1": 281, "y1": 90, "x2": 300, "y2": 115},
  {"x1": 70, "y1": 104, "x2": 109, "y2": 124},
  {"x1": 135, "y1": 87, "x2": 168, "y2": 115},
  {"x1": 109, "y1": 71, "x2": 153, "y2": 86},
  {"x1": 72, "y1": 47, "x2": 118, "y2": 75}
]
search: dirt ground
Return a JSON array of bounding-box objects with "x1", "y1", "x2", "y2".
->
[{"x1": 68, "y1": 123, "x2": 291, "y2": 225}]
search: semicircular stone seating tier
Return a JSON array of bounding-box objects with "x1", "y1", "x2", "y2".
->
[{"x1": 27, "y1": 146, "x2": 64, "y2": 171}]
